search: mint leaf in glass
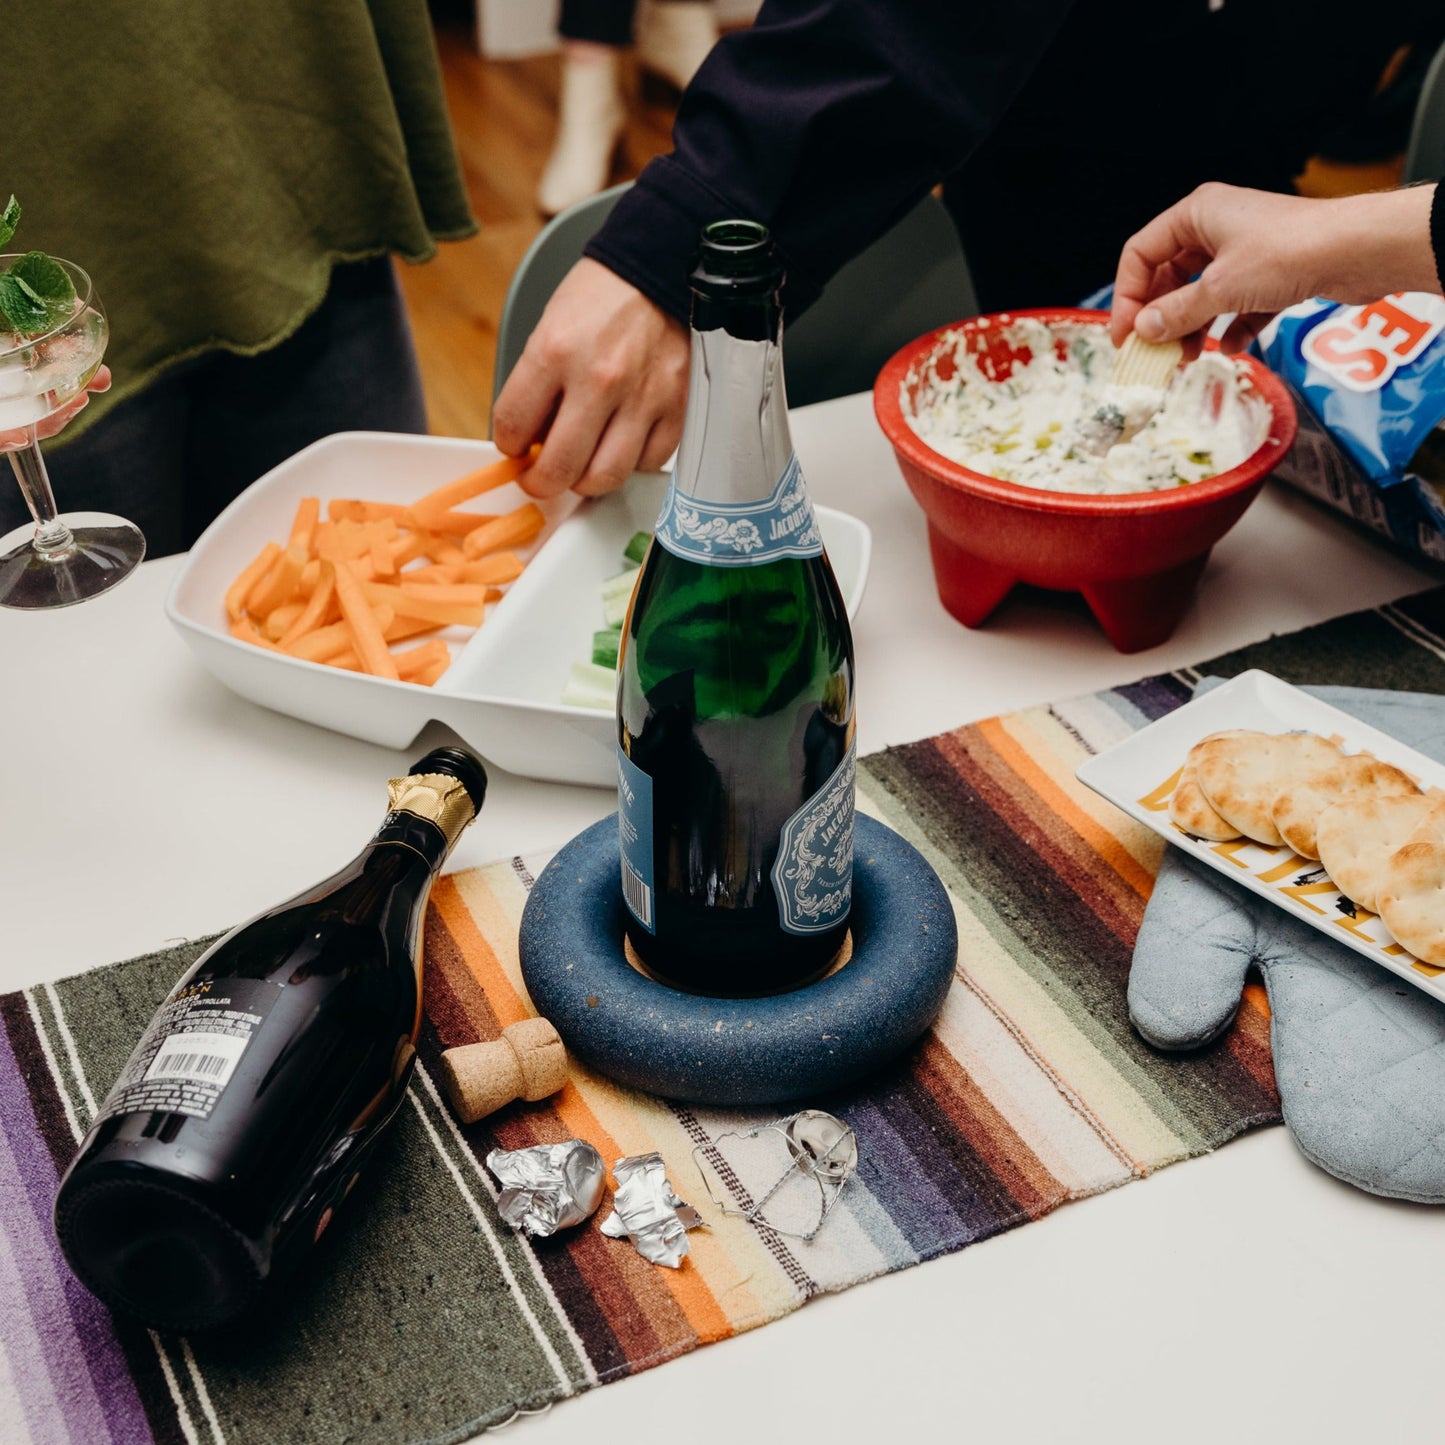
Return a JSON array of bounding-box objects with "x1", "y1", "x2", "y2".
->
[
  {"x1": 0, "y1": 273, "x2": 49, "y2": 334},
  {"x1": 11, "y1": 251, "x2": 75, "y2": 322},
  {"x1": 0, "y1": 195, "x2": 18, "y2": 250}
]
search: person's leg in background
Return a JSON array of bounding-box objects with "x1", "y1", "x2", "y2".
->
[
  {"x1": 181, "y1": 256, "x2": 427, "y2": 549},
  {"x1": 538, "y1": 0, "x2": 720, "y2": 218},
  {"x1": 5, "y1": 256, "x2": 427, "y2": 558},
  {"x1": 3, "y1": 371, "x2": 194, "y2": 560}
]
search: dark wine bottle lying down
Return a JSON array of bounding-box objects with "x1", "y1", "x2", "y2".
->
[{"x1": 53, "y1": 747, "x2": 488, "y2": 1333}]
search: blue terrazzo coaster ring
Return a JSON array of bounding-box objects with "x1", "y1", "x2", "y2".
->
[{"x1": 519, "y1": 814, "x2": 958, "y2": 1105}]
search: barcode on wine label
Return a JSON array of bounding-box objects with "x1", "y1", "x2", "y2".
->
[
  {"x1": 144, "y1": 1031, "x2": 248, "y2": 1090},
  {"x1": 621, "y1": 860, "x2": 653, "y2": 928}
]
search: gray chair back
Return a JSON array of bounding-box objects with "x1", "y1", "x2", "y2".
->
[
  {"x1": 1405, "y1": 38, "x2": 1445, "y2": 183},
  {"x1": 491, "y1": 186, "x2": 976, "y2": 418}
]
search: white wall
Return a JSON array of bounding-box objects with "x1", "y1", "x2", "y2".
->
[{"x1": 477, "y1": 0, "x2": 762, "y2": 59}]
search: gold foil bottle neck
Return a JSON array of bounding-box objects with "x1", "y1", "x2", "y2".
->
[{"x1": 386, "y1": 773, "x2": 477, "y2": 849}]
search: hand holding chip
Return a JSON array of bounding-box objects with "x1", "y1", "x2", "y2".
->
[{"x1": 1109, "y1": 182, "x2": 1441, "y2": 355}]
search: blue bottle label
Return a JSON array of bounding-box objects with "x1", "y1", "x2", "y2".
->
[
  {"x1": 654, "y1": 453, "x2": 824, "y2": 567},
  {"x1": 617, "y1": 745, "x2": 656, "y2": 933},
  {"x1": 771, "y1": 740, "x2": 855, "y2": 935}
]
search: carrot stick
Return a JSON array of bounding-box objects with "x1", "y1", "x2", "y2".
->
[
  {"x1": 395, "y1": 640, "x2": 451, "y2": 681},
  {"x1": 418, "y1": 532, "x2": 467, "y2": 566},
  {"x1": 458, "y1": 551, "x2": 526, "y2": 586},
  {"x1": 285, "y1": 606, "x2": 397, "y2": 662},
  {"x1": 408, "y1": 447, "x2": 540, "y2": 526},
  {"x1": 277, "y1": 562, "x2": 338, "y2": 649},
  {"x1": 391, "y1": 531, "x2": 429, "y2": 568},
  {"x1": 414, "y1": 657, "x2": 451, "y2": 688},
  {"x1": 401, "y1": 563, "x2": 465, "y2": 585},
  {"x1": 288, "y1": 497, "x2": 321, "y2": 552},
  {"x1": 398, "y1": 581, "x2": 494, "y2": 606},
  {"x1": 334, "y1": 519, "x2": 373, "y2": 560},
  {"x1": 460, "y1": 503, "x2": 545, "y2": 559},
  {"x1": 246, "y1": 544, "x2": 307, "y2": 617},
  {"x1": 319, "y1": 651, "x2": 364, "y2": 672},
  {"x1": 383, "y1": 616, "x2": 445, "y2": 643},
  {"x1": 367, "y1": 523, "x2": 396, "y2": 577},
  {"x1": 226, "y1": 542, "x2": 281, "y2": 622},
  {"x1": 361, "y1": 581, "x2": 486, "y2": 628},
  {"x1": 229, "y1": 616, "x2": 277, "y2": 649},
  {"x1": 334, "y1": 564, "x2": 400, "y2": 680},
  {"x1": 263, "y1": 600, "x2": 307, "y2": 641},
  {"x1": 333, "y1": 498, "x2": 504, "y2": 540}
]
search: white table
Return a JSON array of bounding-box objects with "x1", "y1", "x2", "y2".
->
[{"x1": 5, "y1": 393, "x2": 1444, "y2": 1443}]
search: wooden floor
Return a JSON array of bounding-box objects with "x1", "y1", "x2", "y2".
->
[
  {"x1": 394, "y1": 15, "x2": 678, "y2": 442},
  {"x1": 401, "y1": 13, "x2": 1406, "y2": 445}
]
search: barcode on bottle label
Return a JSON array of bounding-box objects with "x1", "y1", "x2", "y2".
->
[
  {"x1": 621, "y1": 860, "x2": 653, "y2": 929},
  {"x1": 145, "y1": 1031, "x2": 248, "y2": 1089},
  {"x1": 617, "y1": 746, "x2": 657, "y2": 934},
  {"x1": 90, "y1": 978, "x2": 279, "y2": 1128}
]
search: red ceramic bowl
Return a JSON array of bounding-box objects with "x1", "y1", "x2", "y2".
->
[{"x1": 873, "y1": 308, "x2": 1298, "y2": 653}]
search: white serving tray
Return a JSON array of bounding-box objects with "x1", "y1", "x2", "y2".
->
[
  {"x1": 165, "y1": 432, "x2": 872, "y2": 788},
  {"x1": 1075, "y1": 668, "x2": 1445, "y2": 1007}
]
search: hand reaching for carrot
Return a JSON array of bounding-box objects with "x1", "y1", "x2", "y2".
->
[{"x1": 224, "y1": 448, "x2": 543, "y2": 686}]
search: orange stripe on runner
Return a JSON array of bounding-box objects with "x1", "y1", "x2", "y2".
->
[
  {"x1": 977, "y1": 717, "x2": 1156, "y2": 899},
  {"x1": 429, "y1": 874, "x2": 735, "y2": 1344},
  {"x1": 1242, "y1": 981, "x2": 1271, "y2": 1019},
  {"x1": 429, "y1": 877, "x2": 531, "y2": 1027}
]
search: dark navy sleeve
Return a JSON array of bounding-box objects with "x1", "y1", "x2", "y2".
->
[{"x1": 584, "y1": 0, "x2": 1076, "y2": 325}]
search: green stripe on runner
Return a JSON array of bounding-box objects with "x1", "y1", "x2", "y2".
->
[{"x1": 859, "y1": 749, "x2": 1246, "y2": 1156}]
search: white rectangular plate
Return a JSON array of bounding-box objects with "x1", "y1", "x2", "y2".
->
[
  {"x1": 166, "y1": 432, "x2": 871, "y2": 788},
  {"x1": 1075, "y1": 668, "x2": 1445, "y2": 1007}
]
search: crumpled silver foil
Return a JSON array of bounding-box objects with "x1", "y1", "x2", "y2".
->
[
  {"x1": 599, "y1": 1151, "x2": 704, "y2": 1268},
  {"x1": 486, "y1": 1140, "x2": 607, "y2": 1237}
]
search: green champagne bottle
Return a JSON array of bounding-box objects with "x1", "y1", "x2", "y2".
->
[{"x1": 616, "y1": 220, "x2": 856, "y2": 997}]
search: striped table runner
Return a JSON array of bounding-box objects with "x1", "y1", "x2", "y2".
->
[{"x1": 8, "y1": 585, "x2": 1445, "y2": 1445}]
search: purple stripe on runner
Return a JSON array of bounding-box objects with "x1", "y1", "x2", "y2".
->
[
  {"x1": 0, "y1": 1018, "x2": 154, "y2": 1445},
  {"x1": 840, "y1": 1093, "x2": 987, "y2": 1256},
  {"x1": 1112, "y1": 674, "x2": 1195, "y2": 722}
]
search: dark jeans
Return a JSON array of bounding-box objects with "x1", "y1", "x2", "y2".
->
[{"x1": 7, "y1": 256, "x2": 429, "y2": 558}]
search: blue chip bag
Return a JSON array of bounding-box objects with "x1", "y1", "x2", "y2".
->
[{"x1": 1255, "y1": 293, "x2": 1445, "y2": 560}]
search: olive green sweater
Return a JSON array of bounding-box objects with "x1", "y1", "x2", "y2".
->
[{"x1": 9, "y1": 0, "x2": 475, "y2": 429}]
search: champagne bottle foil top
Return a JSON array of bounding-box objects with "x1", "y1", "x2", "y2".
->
[
  {"x1": 386, "y1": 773, "x2": 478, "y2": 848},
  {"x1": 599, "y1": 1152, "x2": 705, "y2": 1268},
  {"x1": 485, "y1": 1141, "x2": 606, "y2": 1237}
]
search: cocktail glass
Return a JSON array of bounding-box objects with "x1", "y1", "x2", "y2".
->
[{"x1": 0, "y1": 257, "x2": 144, "y2": 609}]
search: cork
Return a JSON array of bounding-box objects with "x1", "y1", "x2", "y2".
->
[{"x1": 440, "y1": 1017, "x2": 568, "y2": 1124}]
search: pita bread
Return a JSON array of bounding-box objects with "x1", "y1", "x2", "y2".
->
[
  {"x1": 1169, "y1": 757, "x2": 1242, "y2": 840},
  {"x1": 1193, "y1": 730, "x2": 1343, "y2": 847},
  {"x1": 1315, "y1": 792, "x2": 1437, "y2": 915},
  {"x1": 1271, "y1": 752, "x2": 1421, "y2": 860},
  {"x1": 1378, "y1": 836, "x2": 1445, "y2": 965}
]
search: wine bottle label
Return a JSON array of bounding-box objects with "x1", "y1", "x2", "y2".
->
[
  {"x1": 654, "y1": 452, "x2": 823, "y2": 567},
  {"x1": 91, "y1": 978, "x2": 279, "y2": 1128},
  {"x1": 617, "y1": 746, "x2": 656, "y2": 934},
  {"x1": 771, "y1": 740, "x2": 856, "y2": 935}
]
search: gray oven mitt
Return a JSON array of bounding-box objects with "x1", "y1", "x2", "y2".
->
[{"x1": 1131, "y1": 681, "x2": 1445, "y2": 1203}]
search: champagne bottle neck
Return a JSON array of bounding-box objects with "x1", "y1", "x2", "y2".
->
[
  {"x1": 673, "y1": 321, "x2": 795, "y2": 509},
  {"x1": 369, "y1": 811, "x2": 454, "y2": 873}
]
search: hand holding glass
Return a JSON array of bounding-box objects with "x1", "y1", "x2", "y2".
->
[{"x1": 0, "y1": 257, "x2": 144, "y2": 608}]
